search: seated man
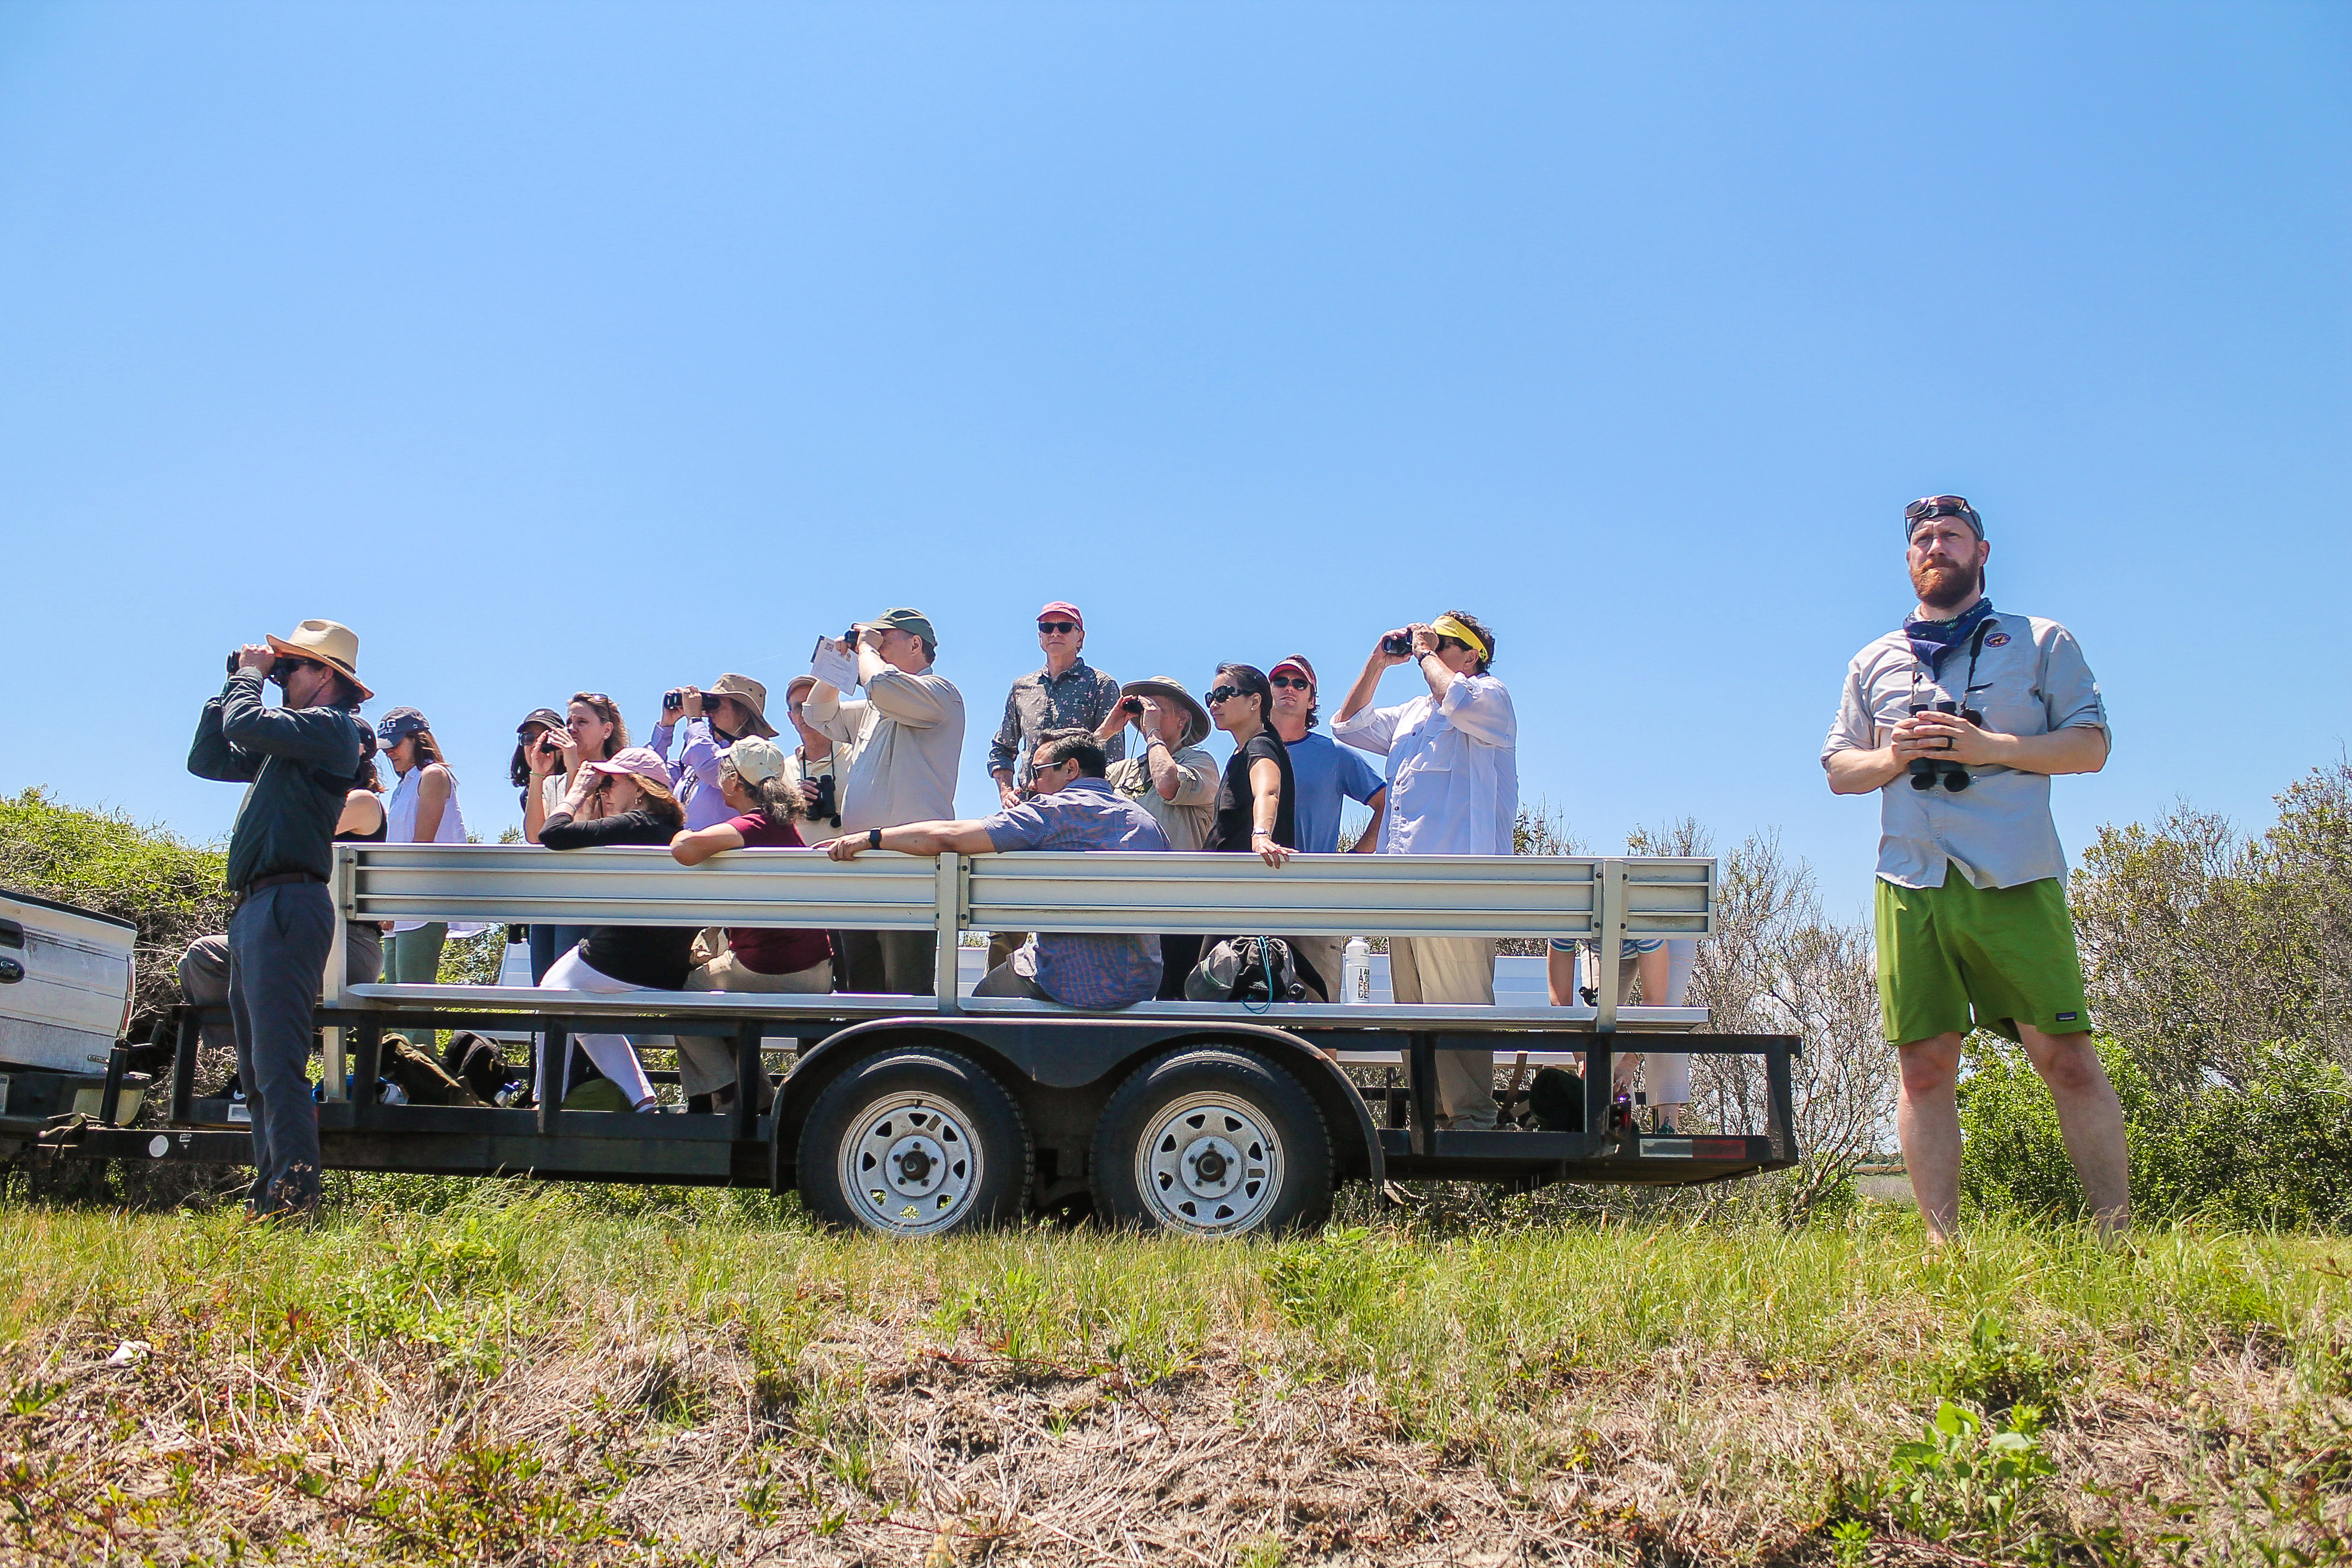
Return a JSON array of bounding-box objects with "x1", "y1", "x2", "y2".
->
[{"x1": 818, "y1": 731, "x2": 1167, "y2": 1009}]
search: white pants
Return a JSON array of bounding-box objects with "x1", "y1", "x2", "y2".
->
[
  {"x1": 1388, "y1": 935, "x2": 1499, "y2": 1129},
  {"x1": 536, "y1": 946, "x2": 658, "y2": 1109}
]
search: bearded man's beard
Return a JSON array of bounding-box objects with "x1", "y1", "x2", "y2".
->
[{"x1": 1911, "y1": 556, "x2": 1983, "y2": 613}]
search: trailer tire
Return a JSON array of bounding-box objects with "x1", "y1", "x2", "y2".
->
[
  {"x1": 1092, "y1": 1046, "x2": 1331, "y2": 1238},
  {"x1": 797, "y1": 1047, "x2": 1030, "y2": 1236}
]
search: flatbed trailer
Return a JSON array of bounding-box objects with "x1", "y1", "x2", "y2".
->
[{"x1": 31, "y1": 843, "x2": 1801, "y2": 1236}]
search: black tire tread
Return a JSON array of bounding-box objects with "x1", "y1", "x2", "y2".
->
[
  {"x1": 797, "y1": 1046, "x2": 1032, "y2": 1235},
  {"x1": 1091, "y1": 1044, "x2": 1332, "y2": 1237}
]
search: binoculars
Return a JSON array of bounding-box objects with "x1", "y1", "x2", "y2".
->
[{"x1": 1907, "y1": 700, "x2": 1984, "y2": 792}]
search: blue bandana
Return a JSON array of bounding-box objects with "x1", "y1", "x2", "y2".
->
[{"x1": 1903, "y1": 598, "x2": 1996, "y2": 679}]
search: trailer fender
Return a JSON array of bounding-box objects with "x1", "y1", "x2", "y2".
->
[{"x1": 773, "y1": 1017, "x2": 1381, "y2": 1194}]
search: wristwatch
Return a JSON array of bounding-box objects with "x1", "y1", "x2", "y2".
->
[{"x1": 868, "y1": 827, "x2": 883, "y2": 850}]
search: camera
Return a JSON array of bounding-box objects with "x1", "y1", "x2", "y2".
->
[
  {"x1": 1907, "y1": 700, "x2": 1984, "y2": 792},
  {"x1": 1381, "y1": 633, "x2": 1413, "y2": 657},
  {"x1": 804, "y1": 771, "x2": 840, "y2": 828},
  {"x1": 1119, "y1": 695, "x2": 1144, "y2": 716}
]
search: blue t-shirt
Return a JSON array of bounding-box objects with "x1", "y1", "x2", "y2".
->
[{"x1": 1283, "y1": 730, "x2": 1385, "y2": 854}]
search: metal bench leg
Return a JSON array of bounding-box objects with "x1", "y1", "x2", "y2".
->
[
  {"x1": 171, "y1": 1007, "x2": 199, "y2": 1126},
  {"x1": 538, "y1": 1027, "x2": 567, "y2": 1136},
  {"x1": 1584, "y1": 1039, "x2": 1614, "y2": 1137},
  {"x1": 729, "y1": 1020, "x2": 760, "y2": 1142},
  {"x1": 1408, "y1": 1033, "x2": 1436, "y2": 1157},
  {"x1": 351, "y1": 1020, "x2": 384, "y2": 1129}
]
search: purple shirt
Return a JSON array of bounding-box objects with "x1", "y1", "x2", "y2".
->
[
  {"x1": 648, "y1": 717, "x2": 738, "y2": 832},
  {"x1": 981, "y1": 777, "x2": 1168, "y2": 1008}
]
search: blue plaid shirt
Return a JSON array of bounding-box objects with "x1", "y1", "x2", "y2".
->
[{"x1": 981, "y1": 777, "x2": 1168, "y2": 1008}]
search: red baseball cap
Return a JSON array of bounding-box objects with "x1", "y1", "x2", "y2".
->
[
  {"x1": 1037, "y1": 601, "x2": 1083, "y2": 627},
  {"x1": 1269, "y1": 654, "x2": 1316, "y2": 685}
]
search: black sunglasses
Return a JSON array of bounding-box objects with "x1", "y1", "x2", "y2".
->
[
  {"x1": 1204, "y1": 685, "x2": 1250, "y2": 705},
  {"x1": 1037, "y1": 620, "x2": 1077, "y2": 635},
  {"x1": 266, "y1": 657, "x2": 324, "y2": 687},
  {"x1": 1268, "y1": 674, "x2": 1311, "y2": 690}
]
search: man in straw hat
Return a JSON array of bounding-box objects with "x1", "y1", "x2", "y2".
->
[
  {"x1": 649, "y1": 672, "x2": 783, "y2": 832},
  {"x1": 1098, "y1": 677, "x2": 1219, "y2": 996},
  {"x1": 187, "y1": 619, "x2": 377, "y2": 1218}
]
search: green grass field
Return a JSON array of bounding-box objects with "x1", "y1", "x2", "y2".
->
[{"x1": 1, "y1": 1184, "x2": 2344, "y2": 1565}]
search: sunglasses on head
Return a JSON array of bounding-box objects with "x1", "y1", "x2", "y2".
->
[
  {"x1": 1037, "y1": 620, "x2": 1077, "y2": 635},
  {"x1": 1268, "y1": 674, "x2": 1311, "y2": 690}
]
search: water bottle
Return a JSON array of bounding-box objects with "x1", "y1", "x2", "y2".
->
[
  {"x1": 492, "y1": 1081, "x2": 530, "y2": 1108},
  {"x1": 1341, "y1": 936, "x2": 1371, "y2": 1004}
]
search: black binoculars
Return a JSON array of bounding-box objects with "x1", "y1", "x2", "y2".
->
[{"x1": 1907, "y1": 700, "x2": 1984, "y2": 792}]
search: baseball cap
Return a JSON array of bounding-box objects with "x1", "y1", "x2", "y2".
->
[
  {"x1": 1038, "y1": 600, "x2": 1084, "y2": 628},
  {"x1": 514, "y1": 707, "x2": 565, "y2": 740},
  {"x1": 1904, "y1": 496, "x2": 1984, "y2": 541},
  {"x1": 1268, "y1": 654, "x2": 1316, "y2": 685},
  {"x1": 856, "y1": 607, "x2": 938, "y2": 645},
  {"x1": 585, "y1": 747, "x2": 673, "y2": 790},
  {"x1": 376, "y1": 707, "x2": 430, "y2": 744},
  {"x1": 725, "y1": 734, "x2": 788, "y2": 786}
]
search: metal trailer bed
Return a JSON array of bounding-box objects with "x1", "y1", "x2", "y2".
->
[{"x1": 39, "y1": 843, "x2": 1802, "y2": 1236}]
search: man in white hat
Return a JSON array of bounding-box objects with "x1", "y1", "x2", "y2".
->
[{"x1": 187, "y1": 619, "x2": 376, "y2": 1218}]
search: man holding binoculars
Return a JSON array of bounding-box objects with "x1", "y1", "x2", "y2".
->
[
  {"x1": 187, "y1": 619, "x2": 376, "y2": 1219},
  {"x1": 1823, "y1": 496, "x2": 2125, "y2": 1240}
]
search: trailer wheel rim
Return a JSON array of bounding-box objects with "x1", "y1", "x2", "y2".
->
[
  {"x1": 839, "y1": 1093, "x2": 982, "y2": 1235},
  {"x1": 1135, "y1": 1091, "x2": 1284, "y2": 1235}
]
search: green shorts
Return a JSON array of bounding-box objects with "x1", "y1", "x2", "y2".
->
[{"x1": 1874, "y1": 869, "x2": 2089, "y2": 1045}]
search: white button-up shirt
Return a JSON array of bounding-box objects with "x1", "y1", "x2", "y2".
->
[
  {"x1": 1333, "y1": 673, "x2": 1518, "y2": 856},
  {"x1": 1822, "y1": 609, "x2": 2109, "y2": 890}
]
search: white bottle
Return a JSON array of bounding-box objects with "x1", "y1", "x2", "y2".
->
[{"x1": 1341, "y1": 937, "x2": 1372, "y2": 1004}]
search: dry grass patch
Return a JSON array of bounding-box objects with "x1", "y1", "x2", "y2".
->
[{"x1": 0, "y1": 1188, "x2": 2344, "y2": 1565}]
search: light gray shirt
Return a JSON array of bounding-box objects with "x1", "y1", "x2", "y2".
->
[
  {"x1": 1822, "y1": 609, "x2": 2109, "y2": 891},
  {"x1": 804, "y1": 663, "x2": 966, "y2": 836}
]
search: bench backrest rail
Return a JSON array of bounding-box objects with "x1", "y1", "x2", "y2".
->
[{"x1": 328, "y1": 843, "x2": 1716, "y2": 1031}]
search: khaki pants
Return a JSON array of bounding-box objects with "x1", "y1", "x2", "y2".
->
[
  {"x1": 1389, "y1": 935, "x2": 1498, "y2": 1129},
  {"x1": 1280, "y1": 935, "x2": 1344, "y2": 1002},
  {"x1": 676, "y1": 951, "x2": 832, "y2": 1099}
]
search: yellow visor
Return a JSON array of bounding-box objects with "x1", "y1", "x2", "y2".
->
[{"x1": 1430, "y1": 613, "x2": 1487, "y2": 661}]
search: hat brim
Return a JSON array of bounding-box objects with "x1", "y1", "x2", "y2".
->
[
  {"x1": 266, "y1": 635, "x2": 373, "y2": 701},
  {"x1": 1120, "y1": 680, "x2": 1212, "y2": 749}
]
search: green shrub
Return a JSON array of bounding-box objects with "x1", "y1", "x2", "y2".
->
[{"x1": 1959, "y1": 1035, "x2": 2352, "y2": 1229}]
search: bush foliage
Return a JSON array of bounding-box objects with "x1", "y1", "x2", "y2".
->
[{"x1": 1959, "y1": 1035, "x2": 2352, "y2": 1228}]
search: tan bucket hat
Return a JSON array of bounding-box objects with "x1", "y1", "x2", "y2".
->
[
  {"x1": 704, "y1": 673, "x2": 778, "y2": 738},
  {"x1": 1120, "y1": 676, "x2": 1212, "y2": 749},
  {"x1": 265, "y1": 619, "x2": 372, "y2": 701}
]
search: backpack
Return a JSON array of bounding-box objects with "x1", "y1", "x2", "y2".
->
[{"x1": 1183, "y1": 937, "x2": 1309, "y2": 1004}]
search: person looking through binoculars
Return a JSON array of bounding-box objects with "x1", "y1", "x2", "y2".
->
[
  {"x1": 1822, "y1": 495, "x2": 2124, "y2": 1240},
  {"x1": 648, "y1": 673, "x2": 781, "y2": 832}
]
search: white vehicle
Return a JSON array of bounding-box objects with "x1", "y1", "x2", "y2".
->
[{"x1": 0, "y1": 890, "x2": 139, "y2": 1124}]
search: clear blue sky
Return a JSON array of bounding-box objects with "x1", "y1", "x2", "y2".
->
[{"x1": 2, "y1": 3, "x2": 2344, "y2": 916}]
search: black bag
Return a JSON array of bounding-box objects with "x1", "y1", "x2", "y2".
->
[
  {"x1": 441, "y1": 1030, "x2": 528, "y2": 1106},
  {"x1": 1526, "y1": 1065, "x2": 1586, "y2": 1131},
  {"x1": 1183, "y1": 937, "x2": 1309, "y2": 1003}
]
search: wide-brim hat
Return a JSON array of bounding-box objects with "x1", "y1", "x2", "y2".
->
[
  {"x1": 705, "y1": 672, "x2": 778, "y2": 738},
  {"x1": 266, "y1": 619, "x2": 372, "y2": 701},
  {"x1": 1121, "y1": 677, "x2": 1211, "y2": 749}
]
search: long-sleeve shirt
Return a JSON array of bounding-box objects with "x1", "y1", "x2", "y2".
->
[
  {"x1": 1333, "y1": 673, "x2": 1519, "y2": 857},
  {"x1": 803, "y1": 661, "x2": 966, "y2": 835},
  {"x1": 982, "y1": 777, "x2": 1168, "y2": 1008},
  {"x1": 647, "y1": 716, "x2": 737, "y2": 831},
  {"x1": 987, "y1": 658, "x2": 1125, "y2": 777},
  {"x1": 187, "y1": 669, "x2": 368, "y2": 892},
  {"x1": 1105, "y1": 744, "x2": 1218, "y2": 851},
  {"x1": 1821, "y1": 609, "x2": 2109, "y2": 890}
]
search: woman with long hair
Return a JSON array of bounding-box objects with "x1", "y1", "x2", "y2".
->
[
  {"x1": 375, "y1": 708, "x2": 483, "y2": 1009},
  {"x1": 1178, "y1": 663, "x2": 1314, "y2": 999},
  {"x1": 524, "y1": 692, "x2": 627, "y2": 981},
  {"x1": 667, "y1": 736, "x2": 831, "y2": 1112},
  {"x1": 534, "y1": 746, "x2": 688, "y2": 1112}
]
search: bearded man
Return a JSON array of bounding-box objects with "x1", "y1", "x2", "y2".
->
[{"x1": 1821, "y1": 496, "x2": 2127, "y2": 1240}]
